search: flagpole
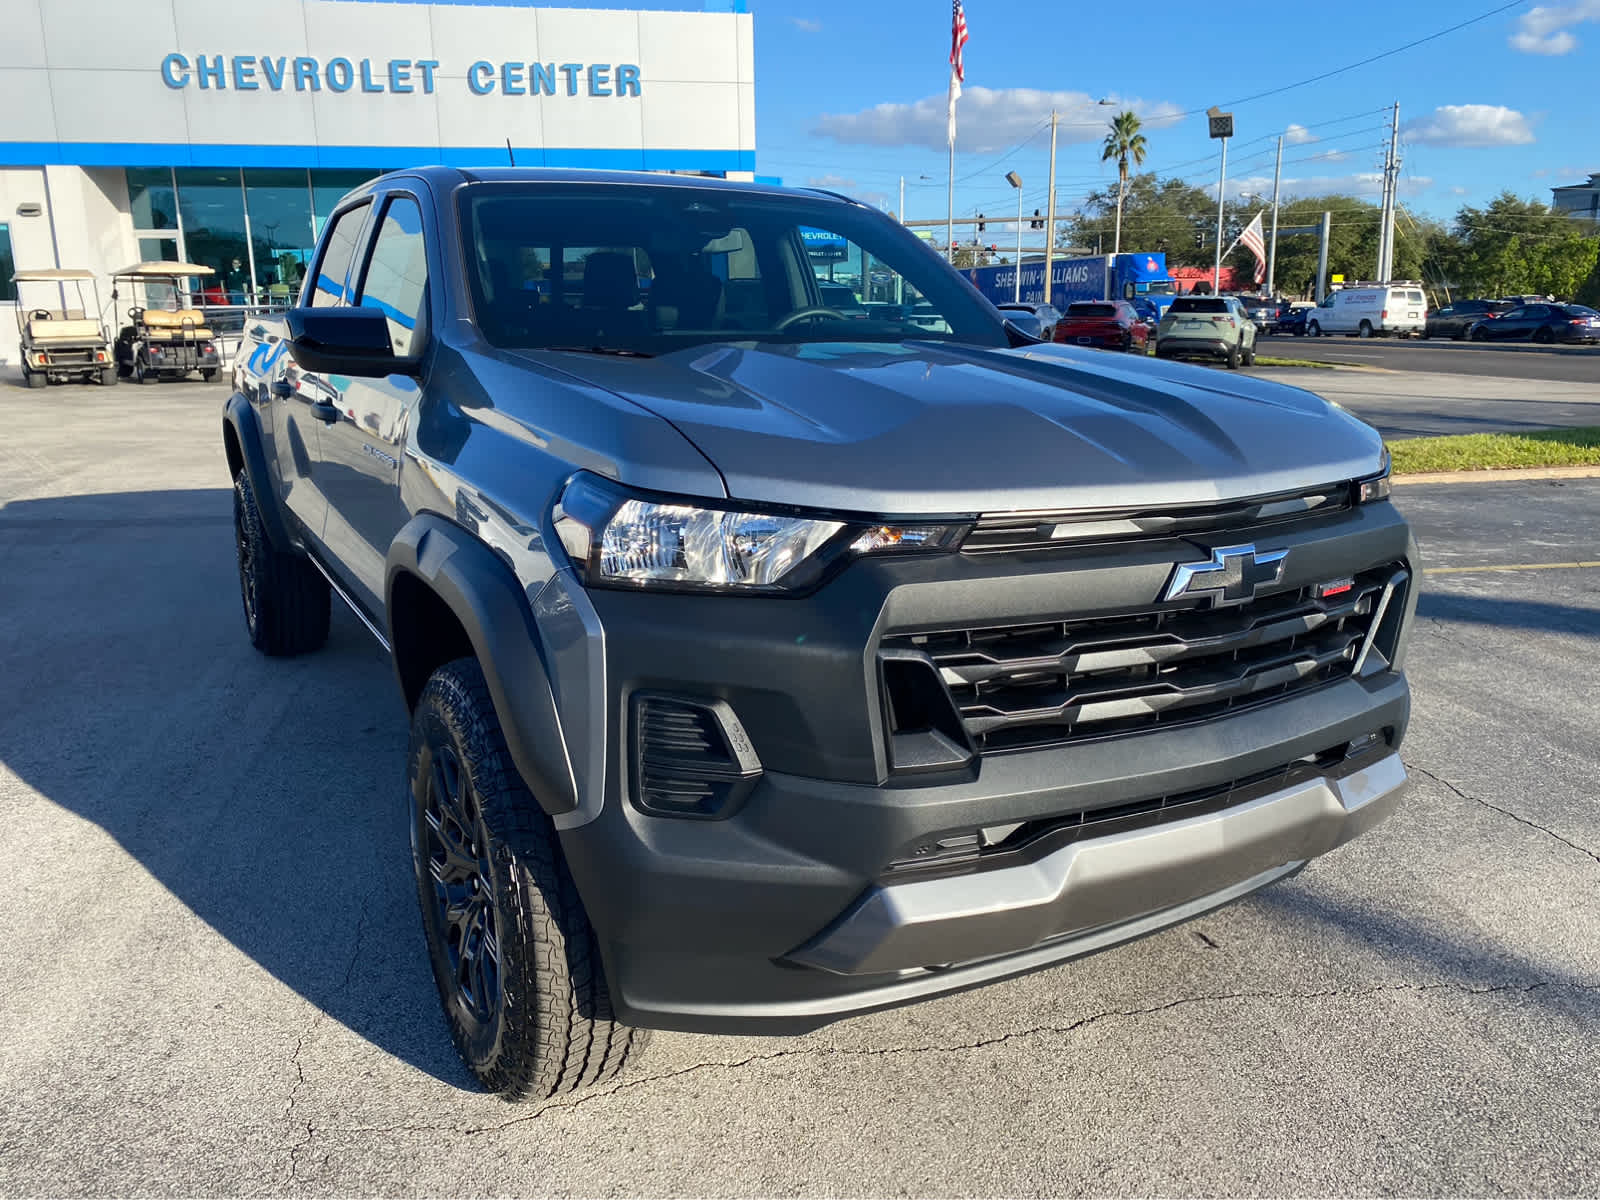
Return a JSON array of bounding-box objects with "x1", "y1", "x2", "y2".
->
[{"x1": 947, "y1": 135, "x2": 955, "y2": 264}]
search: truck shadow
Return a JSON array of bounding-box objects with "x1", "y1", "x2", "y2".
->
[{"x1": 0, "y1": 487, "x2": 478, "y2": 1090}]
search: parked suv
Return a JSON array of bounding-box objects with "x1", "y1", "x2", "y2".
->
[
  {"x1": 1423, "y1": 298, "x2": 1511, "y2": 340},
  {"x1": 1155, "y1": 294, "x2": 1258, "y2": 366},
  {"x1": 225, "y1": 169, "x2": 1416, "y2": 1103}
]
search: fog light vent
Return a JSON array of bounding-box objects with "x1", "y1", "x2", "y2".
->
[{"x1": 632, "y1": 694, "x2": 762, "y2": 819}]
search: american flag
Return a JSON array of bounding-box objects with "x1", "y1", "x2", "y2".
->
[
  {"x1": 947, "y1": 1, "x2": 969, "y2": 147},
  {"x1": 1238, "y1": 210, "x2": 1267, "y2": 285},
  {"x1": 950, "y1": 0, "x2": 969, "y2": 82}
]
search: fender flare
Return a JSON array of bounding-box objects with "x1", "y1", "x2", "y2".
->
[
  {"x1": 223, "y1": 392, "x2": 293, "y2": 552},
  {"x1": 386, "y1": 514, "x2": 580, "y2": 817}
]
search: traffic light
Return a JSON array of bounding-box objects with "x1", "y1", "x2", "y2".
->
[
  {"x1": 1031, "y1": 209, "x2": 1043, "y2": 230},
  {"x1": 1194, "y1": 231, "x2": 1204, "y2": 248},
  {"x1": 989, "y1": 244, "x2": 998, "y2": 253},
  {"x1": 977, "y1": 212, "x2": 986, "y2": 233}
]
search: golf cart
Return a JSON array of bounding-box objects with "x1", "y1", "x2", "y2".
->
[
  {"x1": 12, "y1": 268, "x2": 115, "y2": 387},
  {"x1": 111, "y1": 262, "x2": 223, "y2": 383}
]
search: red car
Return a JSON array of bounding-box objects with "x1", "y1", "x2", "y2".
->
[{"x1": 1052, "y1": 300, "x2": 1150, "y2": 352}]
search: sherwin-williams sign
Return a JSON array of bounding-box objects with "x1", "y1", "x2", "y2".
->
[
  {"x1": 159, "y1": 55, "x2": 644, "y2": 98},
  {"x1": 0, "y1": 0, "x2": 755, "y2": 171}
]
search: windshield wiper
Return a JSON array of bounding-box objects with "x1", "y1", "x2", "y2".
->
[{"x1": 544, "y1": 345, "x2": 655, "y2": 358}]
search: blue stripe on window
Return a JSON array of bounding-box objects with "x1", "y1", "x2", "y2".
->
[{"x1": 0, "y1": 142, "x2": 755, "y2": 173}]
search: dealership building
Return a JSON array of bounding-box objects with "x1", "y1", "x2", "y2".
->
[{"x1": 0, "y1": 0, "x2": 756, "y2": 366}]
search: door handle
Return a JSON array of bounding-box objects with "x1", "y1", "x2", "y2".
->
[
  {"x1": 270, "y1": 378, "x2": 292, "y2": 398},
  {"x1": 308, "y1": 400, "x2": 340, "y2": 425}
]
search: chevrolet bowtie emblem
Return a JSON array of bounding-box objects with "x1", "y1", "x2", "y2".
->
[{"x1": 1162, "y1": 543, "x2": 1288, "y2": 607}]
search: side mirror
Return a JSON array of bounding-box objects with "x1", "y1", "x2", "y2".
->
[
  {"x1": 285, "y1": 307, "x2": 417, "y2": 377},
  {"x1": 1003, "y1": 315, "x2": 1045, "y2": 345}
]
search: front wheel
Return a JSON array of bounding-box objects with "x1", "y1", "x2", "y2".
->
[
  {"x1": 1307, "y1": 321, "x2": 1322, "y2": 337},
  {"x1": 410, "y1": 658, "x2": 644, "y2": 1101},
  {"x1": 1533, "y1": 326, "x2": 1555, "y2": 344},
  {"x1": 1471, "y1": 326, "x2": 1490, "y2": 342}
]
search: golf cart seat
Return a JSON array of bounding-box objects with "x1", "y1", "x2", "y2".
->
[
  {"x1": 26, "y1": 313, "x2": 105, "y2": 344},
  {"x1": 141, "y1": 309, "x2": 215, "y2": 340}
]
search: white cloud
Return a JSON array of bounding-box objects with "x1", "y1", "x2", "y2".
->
[
  {"x1": 813, "y1": 88, "x2": 1184, "y2": 154},
  {"x1": 1509, "y1": 1, "x2": 1600, "y2": 54},
  {"x1": 788, "y1": 16, "x2": 823, "y2": 33},
  {"x1": 1304, "y1": 149, "x2": 1348, "y2": 163},
  {"x1": 1534, "y1": 168, "x2": 1552, "y2": 177},
  {"x1": 1557, "y1": 166, "x2": 1591, "y2": 178},
  {"x1": 806, "y1": 175, "x2": 889, "y2": 208},
  {"x1": 1402, "y1": 104, "x2": 1535, "y2": 148},
  {"x1": 1284, "y1": 124, "x2": 1319, "y2": 145},
  {"x1": 1224, "y1": 173, "x2": 1434, "y2": 201},
  {"x1": 1451, "y1": 186, "x2": 1470, "y2": 195}
]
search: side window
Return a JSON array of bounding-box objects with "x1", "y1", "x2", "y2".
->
[
  {"x1": 354, "y1": 196, "x2": 429, "y2": 357},
  {"x1": 309, "y1": 202, "x2": 370, "y2": 307}
]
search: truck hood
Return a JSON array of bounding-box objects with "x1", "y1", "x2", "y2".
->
[{"x1": 519, "y1": 341, "x2": 1385, "y2": 515}]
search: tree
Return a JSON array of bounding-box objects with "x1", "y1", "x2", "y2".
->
[
  {"x1": 1065, "y1": 173, "x2": 1214, "y2": 267},
  {"x1": 1101, "y1": 112, "x2": 1149, "y2": 257},
  {"x1": 1444, "y1": 193, "x2": 1597, "y2": 298}
]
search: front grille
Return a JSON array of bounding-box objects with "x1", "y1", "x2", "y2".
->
[
  {"x1": 963, "y1": 485, "x2": 1351, "y2": 553},
  {"x1": 880, "y1": 564, "x2": 1402, "y2": 755}
]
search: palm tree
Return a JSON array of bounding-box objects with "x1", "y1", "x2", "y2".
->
[{"x1": 1101, "y1": 111, "x2": 1148, "y2": 256}]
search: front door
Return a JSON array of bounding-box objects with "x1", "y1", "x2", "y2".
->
[
  {"x1": 269, "y1": 199, "x2": 373, "y2": 549},
  {"x1": 311, "y1": 192, "x2": 432, "y2": 618}
]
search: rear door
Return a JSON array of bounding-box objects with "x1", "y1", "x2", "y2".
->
[{"x1": 311, "y1": 187, "x2": 435, "y2": 618}]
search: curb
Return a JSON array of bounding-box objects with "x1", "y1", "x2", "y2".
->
[{"x1": 1392, "y1": 464, "x2": 1600, "y2": 486}]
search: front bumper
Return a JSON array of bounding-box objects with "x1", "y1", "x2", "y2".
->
[{"x1": 538, "y1": 503, "x2": 1418, "y2": 1034}]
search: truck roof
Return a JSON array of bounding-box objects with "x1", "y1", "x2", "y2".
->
[{"x1": 353, "y1": 166, "x2": 854, "y2": 206}]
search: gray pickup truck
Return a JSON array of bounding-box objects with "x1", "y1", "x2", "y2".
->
[{"x1": 225, "y1": 168, "x2": 1417, "y2": 1102}]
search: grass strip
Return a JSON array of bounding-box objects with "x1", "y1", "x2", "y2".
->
[{"x1": 1389, "y1": 427, "x2": 1600, "y2": 474}]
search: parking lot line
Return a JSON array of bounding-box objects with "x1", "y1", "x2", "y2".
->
[{"x1": 1423, "y1": 561, "x2": 1600, "y2": 576}]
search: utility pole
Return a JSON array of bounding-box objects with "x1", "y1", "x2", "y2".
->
[
  {"x1": 1043, "y1": 110, "x2": 1058, "y2": 304},
  {"x1": 1376, "y1": 102, "x2": 1400, "y2": 280},
  {"x1": 1316, "y1": 210, "x2": 1332, "y2": 302},
  {"x1": 1267, "y1": 135, "x2": 1283, "y2": 296},
  {"x1": 1006, "y1": 170, "x2": 1024, "y2": 303}
]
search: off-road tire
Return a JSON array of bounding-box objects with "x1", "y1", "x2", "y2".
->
[
  {"x1": 409, "y1": 658, "x2": 644, "y2": 1102},
  {"x1": 232, "y1": 470, "x2": 329, "y2": 656}
]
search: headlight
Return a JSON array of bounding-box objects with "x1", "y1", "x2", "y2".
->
[
  {"x1": 554, "y1": 474, "x2": 967, "y2": 593},
  {"x1": 1356, "y1": 450, "x2": 1392, "y2": 504}
]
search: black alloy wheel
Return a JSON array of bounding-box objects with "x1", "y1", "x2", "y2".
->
[{"x1": 416, "y1": 742, "x2": 501, "y2": 1029}]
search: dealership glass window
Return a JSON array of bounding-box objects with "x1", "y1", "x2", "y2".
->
[
  {"x1": 126, "y1": 168, "x2": 179, "y2": 231},
  {"x1": 0, "y1": 224, "x2": 14, "y2": 302},
  {"x1": 311, "y1": 170, "x2": 379, "y2": 239},
  {"x1": 175, "y1": 168, "x2": 252, "y2": 299},
  {"x1": 244, "y1": 169, "x2": 316, "y2": 301},
  {"x1": 355, "y1": 197, "x2": 429, "y2": 356}
]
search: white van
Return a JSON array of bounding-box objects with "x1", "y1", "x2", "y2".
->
[{"x1": 1305, "y1": 284, "x2": 1427, "y2": 338}]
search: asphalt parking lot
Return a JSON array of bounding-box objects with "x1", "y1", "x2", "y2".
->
[
  {"x1": 1261, "y1": 334, "x2": 1600, "y2": 382},
  {"x1": 2, "y1": 378, "x2": 1599, "y2": 1196}
]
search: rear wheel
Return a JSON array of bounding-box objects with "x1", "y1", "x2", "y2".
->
[
  {"x1": 410, "y1": 658, "x2": 644, "y2": 1101},
  {"x1": 232, "y1": 470, "x2": 330, "y2": 656},
  {"x1": 1358, "y1": 321, "x2": 1374, "y2": 338},
  {"x1": 201, "y1": 368, "x2": 218, "y2": 382},
  {"x1": 98, "y1": 367, "x2": 118, "y2": 386},
  {"x1": 24, "y1": 368, "x2": 47, "y2": 389},
  {"x1": 1225, "y1": 342, "x2": 1242, "y2": 369},
  {"x1": 1242, "y1": 343, "x2": 1256, "y2": 367}
]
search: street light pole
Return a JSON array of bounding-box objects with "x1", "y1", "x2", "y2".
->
[
  {"x1": 1043, "y1": 110, "x2": 1058, "y2": 304},
  {"x1": 1006, "y1": 170, "x2": 1023, "y2": 303},
  {"x1": 1267, "y1": 135, "x2": 1283, "y2": 296},
  {"x1": 1212, "y1": 134, "x2": 1229, "y2": 294}
]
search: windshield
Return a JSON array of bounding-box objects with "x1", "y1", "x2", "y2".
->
[{"x1": 460, "y1": 184, "x2": 1005, "y2": 354}]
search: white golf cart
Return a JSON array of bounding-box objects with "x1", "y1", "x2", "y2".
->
[
  {"x1": 111, "y1": 262, "x2": 223, "y2": 384},
  {"x1": 12, "y1": 268, "x2": 116, "y2": 387}
]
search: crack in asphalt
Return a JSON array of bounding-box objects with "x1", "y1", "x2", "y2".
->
[
  {"x1": 1408, "y1": 761, "x2": 1600, "y2": 866},
  {"x1": 281, "y1": 883, "x2": 378, "y2": 1184},
  {"x1": 322, "y1": 978, "x2": 1595, "y2": 1139}
]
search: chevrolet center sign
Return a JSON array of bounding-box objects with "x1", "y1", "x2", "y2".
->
[{"x1": 0, "y1": 0, "x2": 755, "y2": 171}]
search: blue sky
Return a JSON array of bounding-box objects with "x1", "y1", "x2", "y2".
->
[{"x1": 742, "y1": 0, "x2": 1598, "y2": 227}]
